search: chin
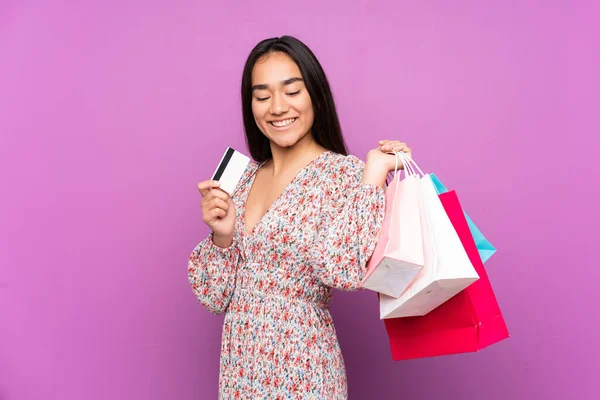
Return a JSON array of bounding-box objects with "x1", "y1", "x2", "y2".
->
[
  {"x1": 266, "y1": 132, "x2": 303, "y2": 148},
  {"x1": 272, "y1": 139, "x2": 300, "y2": 149}
]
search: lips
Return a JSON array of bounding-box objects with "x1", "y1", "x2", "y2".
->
[{"x1": 269, "y1": 118, "x2": 297, "y2": 128}]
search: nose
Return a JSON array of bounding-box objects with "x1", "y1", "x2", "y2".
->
[{"x1": 269, "y1": 92, "x2": 289, "y2": 115}]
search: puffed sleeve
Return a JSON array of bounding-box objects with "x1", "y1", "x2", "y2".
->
[
  {"x1": 187, "y1": 230, "x2": 243, "y2": 315},
  {"x1": 312, "y1": 155, "x2": 386, "y2": 291},
  {"x1": 187, "y1": 161, "x2": 259, "y2": 315}
]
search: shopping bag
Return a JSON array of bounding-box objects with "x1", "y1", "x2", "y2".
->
[
  {"x1": 379, "y1": 154, "x2": 479, "y2": 318},
  {"x1": 430, "y1": 173, "x2": 497, "y2": 263},
  {"x1": 362, "y1": 153, "x2": 424, "y2": 298},
  {"x1": 383, "y1": 190, "x2": 509, "y2": 360}
]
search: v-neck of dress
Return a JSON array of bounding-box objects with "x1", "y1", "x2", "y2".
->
[{"x1": 241, "y1": 150, "x2": 332, "y2": 238}]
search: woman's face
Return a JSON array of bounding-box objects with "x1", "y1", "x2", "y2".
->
[{"x1": 251, "y1": 52, "x2": 315, "y2": 150}]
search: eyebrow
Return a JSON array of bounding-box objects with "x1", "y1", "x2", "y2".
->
[{"x1": 251, "y1": 77, "x2": 304, "y2": 91}]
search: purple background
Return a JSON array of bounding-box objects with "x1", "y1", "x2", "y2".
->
[{"x1": 1, "y1": 1, "x2": 598, "y2": 399}]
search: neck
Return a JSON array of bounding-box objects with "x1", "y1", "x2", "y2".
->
[{"x1": 267, "y1": 135, "x2": 327, "y2": 176}]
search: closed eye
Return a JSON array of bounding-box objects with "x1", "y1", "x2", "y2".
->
[{"x1": 255, "y1": 90, "x2": 300, "y2": 102}]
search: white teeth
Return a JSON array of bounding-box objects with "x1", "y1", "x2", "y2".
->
[{"x1": 271, "y1": 118, "x2": 296, "y2": 127}]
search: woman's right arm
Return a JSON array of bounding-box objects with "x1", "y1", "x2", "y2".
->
[{"x1": 188, "y1": 180, "x2": 241, "y2": 315}]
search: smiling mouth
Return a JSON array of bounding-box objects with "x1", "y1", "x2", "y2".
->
[{"x1": 269, "y1": 118, "x2": 297, "y2": 128}]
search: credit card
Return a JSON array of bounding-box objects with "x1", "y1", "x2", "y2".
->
[{"x1": 211, "y1": 147, "x2": 251, "y2": 196}]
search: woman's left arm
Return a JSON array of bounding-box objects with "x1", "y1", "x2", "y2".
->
[{"x1": 312, "y1": 140, "x2": 412, "y2": 291}]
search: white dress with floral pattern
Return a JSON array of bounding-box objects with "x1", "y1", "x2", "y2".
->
[{"x1": 188, "y1": 151, "x2": 385, "y2": 399}]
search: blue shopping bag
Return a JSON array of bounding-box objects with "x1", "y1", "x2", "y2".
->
[{"x1": 430, "y1": 173, "x2": 497, "y2": 263}]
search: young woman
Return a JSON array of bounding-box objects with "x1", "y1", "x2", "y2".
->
[{"x1": 188, "y1": 36, "x2": 411, "y2": 399}]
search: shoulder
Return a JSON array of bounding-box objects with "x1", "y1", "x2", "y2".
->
[
  {"x1": 247, "y1": 159, "x2": 262, "y2": 174},
  {"x1": 231, "y1": 158, "x2": 262, "y2": 197},
  {"x1": 327, "y1": 151, "x2": 365, "y2": 174},
  {"x1": 320, "y1": 152, "x2": 365, "y2": 188}
]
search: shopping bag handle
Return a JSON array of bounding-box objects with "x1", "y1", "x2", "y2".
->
[
  {"x1": 386, "y1": 150, "x2": 413, "y2": 185},
  {"x1": 395, "y1": 151, "x2": 416, "y2": 176},
  {"x1": 392, "y1": 150, "x2": 425, "y2": 177},
  {"x1": 384, "y1": 150, "x2": 425, "y2": 186}
]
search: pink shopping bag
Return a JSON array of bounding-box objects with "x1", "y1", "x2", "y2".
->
[{"x1": 362, "y1": 152, "x2": 425, "y2": 298}]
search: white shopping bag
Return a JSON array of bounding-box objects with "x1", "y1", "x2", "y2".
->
[{"x1": 379, "y1": 153, "x2": 479, "y2": 319}]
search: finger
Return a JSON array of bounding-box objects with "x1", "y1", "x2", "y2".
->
[
  {"x1": 378, "y1": 139, "x2": 390, "y2": 145},
  {"x1": 201, "y1": 193, "x2": 228, "y2": 214},
  {"x1": 210, "y1": 208, "x2": 227, "y2": 220},
  {"x1": 380, "y1": 141, "x2": 397, "y2": 150},
  {"x1": 391, "y1": 144, "x2": 409, "y2": 152},
  {"x1": 209, "y1": 197, "x2": 229, "y2": 213},
  {"x1": 385, "y1": 143, "x2": 408, "y2": 152},
  {"x1": 201, "y1": 197, "x2": 228, "y2": 215},
  {"x1": 204, "y1": 208, "x2": 227, "y2": 223},
  {"x1": 205, "y1": 187, "x2": 230, "y2": 203},
  {"x1": 381, "y1": 141, "x2": 404, "y2": 150},
  {"x1": 198, "y1": 180, "x2": 221, "y2": 197},
  {"x1": 200, "y1": 187, "x2": 231, "y2": 205},
  {"x1": 381, "y1": 140, "x2": 404, "y2": 148}
]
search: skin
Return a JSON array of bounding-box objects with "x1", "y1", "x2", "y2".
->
[{"x1": 198, "y1": 52, "x2": 412, "y2": 248}]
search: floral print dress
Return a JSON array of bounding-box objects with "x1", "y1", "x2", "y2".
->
[{"x1": 188, "y1": 150, "x2": 385, "y2": 399}]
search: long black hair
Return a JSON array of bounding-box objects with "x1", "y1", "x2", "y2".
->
[{"x1": 241, "y1": 36, "x2": 348, "y2": 162}]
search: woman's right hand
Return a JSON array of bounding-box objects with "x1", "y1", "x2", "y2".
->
[{"x1": 197, "y1": 180, "x2": 236, "y2": 247}]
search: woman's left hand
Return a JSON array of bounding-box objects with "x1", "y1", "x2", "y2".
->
[
  {"x1": 362, "y1": 139, "x2": 413, "y2": 187},
  {"x1": 366, "y1": 139, "x2": 412, "y2": 172}
]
